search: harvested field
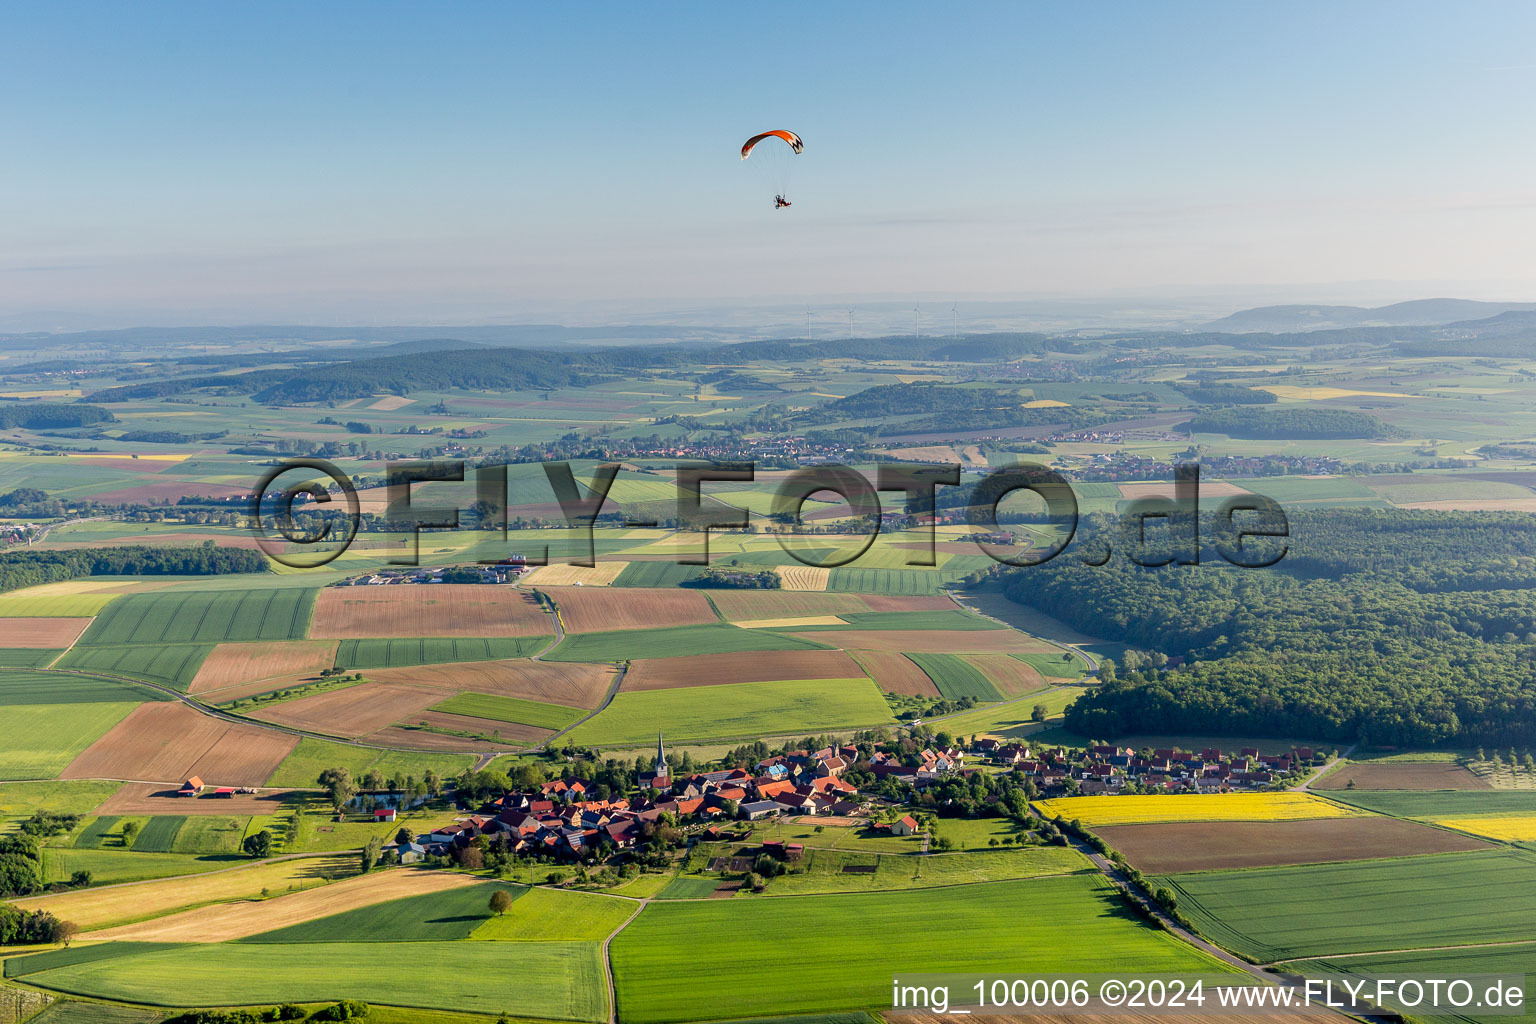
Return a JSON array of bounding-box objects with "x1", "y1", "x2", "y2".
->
[
  {"x1": 543, "y1": 586, "x2": 717, "y2": 633},
  {"x1": 849, "y1": 651, "x2": 939, "y2": 696},
  {"x1": 368, "y1": 659, "x2": 615, "y2": 707},
  {"x1": 520, "y1": 561, "x2": 628, "y2": 586},
  {"x1": 734, "y1": 615, "x2": 846, "y2": 628},
  {"x1": 1117, "y1": 480, "x2": 1251, "y2": 500},
  {"x1": 192, "y1": 672, "x2": 324, "y2": 704},
  {"x1": 961, "y1": 653, "x2": 1048, "y2": 695},
  {"x1": 359, "y1": 725, "x2": 510, "y2": 752},
  {"x1": 90, "y1": 481, "x2": 249, "y2": 504},
  {"x1": 92, "y1": 782, "x2": 300, "y2": 816},
  {"x1": 703, "y1": 590, "x2": 868, "y2": 620},
  {"x1": 248, "y1": 683, "x2": 445, "y2": 738},
  {"x1": 621, "y1": 649, "x2": 866, "y2": 691},
  {"x1": 1314, "y1": 761, "x2": 1492, "y2": 791},
  {"x1": 0, "y1": 618, "x2": 92, "y2": 648},
  {"x1": 310, "y1": 585, "x2": 551, "y2": 638},
  {"x1": 60, "y1": 702, "x2": 298, "y2": 786},
  {"x1": 1096, "y1": 817, "x2": 1493, "y2": 874},
  {"x1": 187, "y1": 641, "x2": 339, "y2": 694},
  {"x1": 858, "y1": 594, "x2": 957, "y2": 612},
  {"x1": 366, "y1": 395, "x2": 415, "y2": 411},
  {"x1": 83, "y1": 868, "x2": 479, "y2": 942},
  {"x1": 789, "y1": 629, "x2": 1054, "y2": 653},
  {"x1": 13, "y1": 854, "x2": 355, "y2": 931},
  {"x1": 776, "y1": 564, "x2": 830, "y2": 590}
]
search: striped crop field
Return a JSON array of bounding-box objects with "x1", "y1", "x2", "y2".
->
[{"x1": 1034, "y1": 793, "x2": 1361, "y2": 827}]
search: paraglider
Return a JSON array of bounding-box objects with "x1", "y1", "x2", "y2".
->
[{"x1": 741, "y1": 130, "x2": 802, "y2": 209}]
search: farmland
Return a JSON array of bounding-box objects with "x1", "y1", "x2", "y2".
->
[
  {"x1": 610, "y1": 876, "x2": 1233, "y2": 1022},
  {"x1": 1034, "y1": 792, "x2": 1359, "y2": 827},
  {"x1": 701, "y1": 590, "x2": 870, "y2": 620},
  {"x1": 1313, "y1": 760, "x2": 1492, "y2": 790},
  {"x1": 848, "y1": 650, "x2": 939, "y2": 696},
  {"x1": 1157, "y1": 848, "x2": 1536, "y2": 962},
  {"x1": 0, "y1": 617, "x2": 92, "y2": 648},
  {"x1": 76, "y1": 588, "x2": 317, "y2": 645},
  {"x1": 787, "y1": 628, "x2": 1052, "y2": 653},
  {"x1": 367, "y1": 658, "x2": 616, "y2": 706},
  {"x1": 0, "y1": 648, "x2": 63, "y2": 668},
  {"x1": 55, "y1": 643, "x2": 213, "y2": 689},
  {"x1": 248, "y1": 682, "x2": 445, "y2": 738},
  {"x1": 544, "y1": 623, "x2": 829, "y2": 662},
  {"x1": 263, "y1": 737, "x2": 477, "y2": 788},
  {"x1": 906, "y1": 652, "x2": 1004, "y2": 701},
  {"x1": 16, "y1": 941, "x2": 607, "y2": 1021},
  {"x1": 1294, "y1": 944, "x2": 1536, "y2": 1023},
  {"x1": 0, "y1": 702, "x2": 141, "y2": 781},
  {"x1": 240, "y1": 878, "x2": 506, "y2": 943},
  {"x1": 0, "y1": 670, "x2": 168, "y2": 705},
  {"x1": 311, "y1": 585, "x2": 552, "y2": 638},
  {"x1": 620, "y1": 650, "x2": 865, "y2": 691},
  {"x1": 470, "y1": 886, "x2": 637, "y2": 941},
  {"x1": 430, "y1": 691, "x2": 585, "y2": 730},
  {"x1": 565, "y1": 677, "x2": 895, "y2": 747},
  {"x1": 1434, "y1": 814, "x2": 1536, "y2": 841},
  {"x1": 188, "y1": 640, "x2": 339, "y2": 694},
  {"x1": 544, "y1": 586, "x2": 718, "y2": 633},
  {"x1": 1096, "y1": 817, "x2": 1492, "y2": 874},
  {"x1": 1322, "y1": 789, "x2": 1536, "y2": 818},
  {"x1": 749, "y1": 846, "x2": 1089, "y2": 895},
  {"x1": 60, "y1": 702, "x2": 299, "y2": 786},
  {"x1": 332, "y1": 636, "x2": 550, "y2": 668}
]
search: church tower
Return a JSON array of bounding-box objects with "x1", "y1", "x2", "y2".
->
[{"x1": 654, "y1": 732, "x2": 669, "y2": 779}]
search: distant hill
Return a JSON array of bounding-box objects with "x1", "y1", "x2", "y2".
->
[{"x1": 1203, "y1": 299, "x2": 1536, "y2": 333}]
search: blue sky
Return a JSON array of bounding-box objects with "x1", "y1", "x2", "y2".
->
[{"x1": 4, "y1": 2, "x2": 1535, "y2": 325}]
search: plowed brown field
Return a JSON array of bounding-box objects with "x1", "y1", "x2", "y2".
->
[
  {"x1": 849, "y1": 651, "x2": 939, "y2": 697},
  {"x1": 396, "y1": 711, "x2": 555, "y2": 746},
  {"x1": 703, "y1": 590, "x2": 868, "y2": 620},
  {"x1": 310, "y1": 585, "x2": 551, "y2": 638},
  {"x1": 61, "y1": 703, "x2": 297, "y2": 786},
  {"x1": 189, "y1": 641, "x2": 339, "y2": 694},
  {"x1": 858, "y1": 595, "x2": 958, "y2": 612},
  {"x1": 1095, "y1": 816, "x2": 1493, "y2": 874},
  {"x1": 2, "y1": 617, "x2": 92, "y2": 648},
  {"x1": 368, "y1": 659, "x2": 615, "y2": 707},
  {"x1": 788, "y1": 629, "x2": 1054, "y2": 653},
  {"x1": 543, "y1": 586, "x2": 717, "y2": 633},
  {"x1": 93, "y1": 782, "x2": 301, "y2": 816},
  {"x1": 360, "y1": 726, "x2": 509, "y2": 752},
  {"x1": 961, "y1": 654, "x2": 1048, "y2": 694},
  {"x1": 1313, "y1": 761, "x2": 1492, "y2": 790},
  {"x1": 621, "y1": 650, "x2": 866, "y2": 691},
  {"x1": 247, "y1": 683, "x2": 444, "y2": 738}
]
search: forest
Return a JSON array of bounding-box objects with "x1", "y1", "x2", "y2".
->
[
  {"x1": 1001, "y1": 510, "x2": 1536, "y2": 746},
  {"x1": 1184, "y1": 406, "x2": 1396, "y2": 439},
  {"x1": 0, "y1": 544, "x2": 268, "y2": 594}
]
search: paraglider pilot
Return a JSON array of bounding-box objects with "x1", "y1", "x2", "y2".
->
[{"x1": 775, "y1": 195, "x2": 791, "y2": 209}]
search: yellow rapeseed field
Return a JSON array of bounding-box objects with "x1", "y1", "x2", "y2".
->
[
  {"x1": 1034, "y1": 792, "x2": 1359, "y2": 827},
  {"x1": 1433, "y1": 816, "x2": 1536, "y2": 842}
]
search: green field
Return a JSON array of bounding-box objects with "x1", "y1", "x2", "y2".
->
[
  {"x1": 906, "y1": 653, "x2": 1003, "y2": 701},
  {"x1": 610, "y1": 562, "x2": 706, "y2": 587},
  {"x1": 933, "y1": 686, "x2": 1087, "y2": 736},
  {"x1": 0, "y1": 670, "x2": 170, "y2": 704},
  {"x1": 1012, "y1": 651, "x2": 1090, "y2": 679},
  {"x1": 39, "y1": 848, "x2": 243, "y2": 885},
  {"x1": 544, "y1": 623, "x2": 830, "y2": 663},
  {"x1": 171, "y1": 815, "x2": 250, "y2": 854},
  {"x1": 0, "y1": 780, "x2": 123, "y2": 817},
  {"x1": 611, "y1": 876, "x2": 1232, "y2": 1022},
  {"x1": 1323, "y1": 790, "x2": 1536, "y2": 818},
  {"x1": 129, "y1": 815, "x2": 187, "y2": 852},
  {"x1": 825, "y1": 568, "x2": 964, "y2": 595},
  {"x1": 760, "y1": 846, "x2": 1088, "y2": 895},
  {"x1": 16, "y1": 941, "x2": 607, "y2": 1021},
  {"x1": 244, "y1": 880, "x2": 509, "y2": 943},
  {"x1": 430, "y1": 692, "x2": 585, "y2": 730},
  {"x1": 5, "y1": 942, "x2": 180, "y2": 979},
  {"x1": 333, "y1": 635, "x2": 551, "y2": 669},
  {"x1": 1157, "y1": 848, "x2": 1536, "y2": 962},
  {"x1": 1293, "y1": 943, "x2": 1536, "y2": 1024},
  {"x1": 264, "y1": 737, "x2": 478, "y2": 788},
  {"x1": 565, "y1": 678, "x2": 895, "y2": 747},
  {"x1": 55, "y1": 644, "x2": 213, "y2": 689},
  {"x1": 787, "y1": 610, "x2": 1003, "y2": 632},
  {"x1": 471, "y1": 886, "x2": 636, "y2": 941},
  {"x1": 654, "y1": 875, "x2": 721, "y2": 900},
  {"x1": 22, "y1": 1003, "x2": 163, "y2": 1024},
  {"x1": 0, "y1": 648, "x2": 62, "y2": 668},
  {"x1": 0, "y1": 594, "x2": 118, "y2": 617},
  {"x1": 0, "y1": 702, "x2": 140, "y2": 781},
  {"x1": 76, "y1": 588, "x2": 317, "y2": 645},
  {"x1": 71, "y1": 815, "x2": 121, "y2": 849}
]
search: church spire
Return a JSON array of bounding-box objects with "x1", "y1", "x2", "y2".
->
[{"x1": 655, "y1": 732, "x2": 668, "y2": 778}]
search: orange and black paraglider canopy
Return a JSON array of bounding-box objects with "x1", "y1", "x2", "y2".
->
[{"x1": 741, "y1": 130, "x2": 803, "y2": 159}]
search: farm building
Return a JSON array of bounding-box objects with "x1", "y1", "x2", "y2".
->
[
  {"x1": 890, "y1": 815, "x2": 920, "y2": 836},
  {"x1": 179, "y1": 777, "x2": 204, "y2": 796}
]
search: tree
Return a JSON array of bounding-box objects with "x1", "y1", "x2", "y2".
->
[
  {"x1": 361, "y1": 836, "x2": 383, "y2": 873},
  {"x1": 395, "y1": 826, "x2": 414, "y2": 845},
  {"x1": 120, "y1": 820, "x2": 141, "y2": 846},
  {"x1": 318, "y1": 767, "x2": 358, "y2": 813},
  {"x1": 488, "y1": 889, "x2": 517, "y2": 916},
  {"x1": 1031, "y1": 704, "x2": 1048, "y2": 723},
  {"x1": 361, "y1": 769, "x2": 385, "y2": 792},
  {"x1": 242, "y1": 830, "x2": 273, "y2": 858},
  {"x1": 55, "y1": 920, "x2": 80, "y2": 947}
]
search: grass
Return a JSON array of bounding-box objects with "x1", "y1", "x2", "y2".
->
[
  {"x1": 71, "y1": 815, "x2": 120, "y2": 849},
  {"x1": 1012, "y1": 651, "x2": 1090, "y2": 679},
  {"x1": 430, "y1": 692, "x2": 585, "y2": 730},
  {"x1": 655, "y1": 875, "x2": 721, "y2": 899},
  {"x1": 0, "y1": 648, "x2": 63, "y2": 668},
  {"x1": 127, "y1": 815, "x2": 186, "y2": 852},
  {"x1": 263, "y1": 738, "x2": 478, "y2": 789},
  {"x1": 54, "y1": 644, "x2": 213, "y2": 689},
  {"x1": 17, "y1": 940, "x2": 608, "y2": 1021},
  {"x1": 242, "y1": 879, "x2": 509, "y2": 943},
  {"x1": 825, "y1": 568, "x2": 964, "y2": 595},
  {"x1": 1034, "y1": 792, "x2": 1359, "y2": 827},
  {"x1": 762, "y1": 846, "x2": 1088, "y2": 895},
  {"x1": 906, "y1": 653, "x2": 1003, "y2": 701},
  {"x1": 564, "y1": 678, "x2": 895, "y2": 747},
  {"x1": 38, "y1": 848, "x2": 244, "y2": 885},
  {"x1": 471, "y1": 886, "x2": 637, "y2": 941},
  {"x1": 333, "y1": 636, "x2": 550, "y2": 669},
  {"x1": 610, "y1": 875, "x2": 1234, "y2": 1022},
  {"x1": 611, "y1": 562, "x2": 706, "y2": 587},
  {"x1": 0, "y1": 702, "x2": 140, "y2": 781},
  {"x1": 0, "y1": 670, "x2": 170, "y2": 705},
  {"x1": 1324, "y1": 790, "x2": 1536, "y2": 818},
  {"x1": 543, "y1": 623, "x2": 830, "y2": 663},
  {"x1": 76, "y1": 588, "x2": 317, "y2": 645},
  {"x1": 0, "y1": 780, "x2": 122, "y2": 817},
  {"x1": 1158, "y1": 848, "x2": 1536, "y2": 963},
  {"x1": 170, "y1": 815, "x2": 250, "y2": 854}
]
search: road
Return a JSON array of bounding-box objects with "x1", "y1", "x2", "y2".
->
[
  {"x1": 25, "y1": 514, "x2": 111, "y2": 545},
  {"x1": 601, "y1": 896, "x2": 650, "y2": 1024}
]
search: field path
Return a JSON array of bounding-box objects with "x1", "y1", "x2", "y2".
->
[
  {"x1": 16, "y1": 851, "x2": 339, "y2": 902},
  {"x1": 601, "y1": 895, "x2": 650, "y2": 1024},
  {"x1": 1270, "y1": 937, "x2": 1536, "y2": 966},
  {"x1": 535, "y1": 662, "x2": 628, "y2": 752},
  {"x1": 1292, "y1": 744, "x2": 1356, "y2": 792}
]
